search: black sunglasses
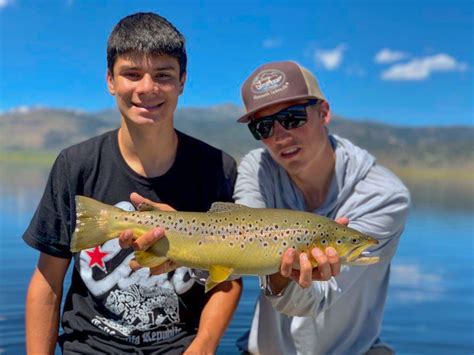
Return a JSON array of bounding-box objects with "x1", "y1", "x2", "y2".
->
[{"x1": 248, "y1": 100, "x2": 318, "y2": 140}]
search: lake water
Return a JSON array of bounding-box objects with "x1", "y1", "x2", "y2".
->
[{"x1": 0, "y1": 164, "x2": 473, "y2": 354}]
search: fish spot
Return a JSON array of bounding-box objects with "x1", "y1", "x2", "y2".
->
[
  {"x1": 240, "y1": 244, "x2": 245, "y2": 249},
  {"x1": 336, "y1": 239, "x2": 342, "y2": 245},
  {"x1": 273, "y1": 236, "x2": 278, "y2": 242},
  {"x1": 321, "y1": 239, "x2": 328, "y2": 246},
  {"x1": 263, "y1": 242, "x2": 269, "y2": 247}
]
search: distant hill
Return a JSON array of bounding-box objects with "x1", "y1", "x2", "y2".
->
[{"x1": 1, "y1": 105, "x2": 473, "y2": 169}]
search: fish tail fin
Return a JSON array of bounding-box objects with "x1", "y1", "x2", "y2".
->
[{"x1": 70, "y1": 196, "x2": 120, "y2": 252}]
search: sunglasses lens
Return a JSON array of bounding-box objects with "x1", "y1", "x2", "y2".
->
[
  {"x1": 255, "y1": 120, "x2": 273, "y2": 139},
  {"x1": 248, "y1": 120, "x2": 273, "y2": 140},
  {"x1": 248, "y1": 101, "x2": 316, "y2": 140},
  {"x1": 280, "y1": 117, "x2": 307, "y2": 129}
]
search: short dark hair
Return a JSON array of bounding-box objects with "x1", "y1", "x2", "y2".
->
[{"x1": 107, "y1": 12, "x2": 187, "y2": 77}]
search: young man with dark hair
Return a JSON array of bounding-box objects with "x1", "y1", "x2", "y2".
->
[{"x1": 24, "y1": 12, "x2": 241, "y2": 354}]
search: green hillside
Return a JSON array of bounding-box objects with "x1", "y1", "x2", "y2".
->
[{"x1": 1, "y1": 105, "x2": 473, "y2": 172}]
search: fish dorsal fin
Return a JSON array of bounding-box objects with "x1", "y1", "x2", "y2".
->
[
  {"x1": 208, "y1": 202, "x2": 251, "y2": 213},
  {"x1": 205, "y1": 265, "x2": 234, "y2": 292},
  {"x1": 137, "y1": 203, "x2": 163, "y2": 212}
]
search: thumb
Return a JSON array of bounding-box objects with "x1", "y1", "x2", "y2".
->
[
  {"x1": 130, "y1": 192, "x2": 150, "y2": 209},
  {"x1": 129, "y1": 192, "x2": 176, "y2": 211},
  {"x1": 335, "y1": 217, "x2": 349, "y2": 226}
]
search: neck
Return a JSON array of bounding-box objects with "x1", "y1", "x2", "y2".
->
[
  {"x1": 118, "y1": 119, "x2": 178, "y2": 178},
  {"x1": 290, "y1": 138, "x2": 336, "y2": 212}
]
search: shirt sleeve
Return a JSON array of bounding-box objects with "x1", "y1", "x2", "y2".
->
[
  {"x1": 266, "y1": 166, "x2": 411, "y2": 317},
  {"x1": 22, "y1": 151, "x2": 74, "y2": 259},
  {"x1": 233, "y1": 150, "x2": 271, "y2": 209}
]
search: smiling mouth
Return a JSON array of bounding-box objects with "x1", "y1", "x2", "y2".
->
[
  {"x1": 280, "y1": 147, "x2": 300, "y2": 157},
  {"x1": 133, "y1": 102, "x2": 164, "y2": 110}
]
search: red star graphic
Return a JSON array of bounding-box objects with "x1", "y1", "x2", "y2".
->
[{"x1": 86, "y1": 246, "x2": 108, "y2": 271}]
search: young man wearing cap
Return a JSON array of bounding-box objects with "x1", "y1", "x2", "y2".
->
[
  {"x1": 233, "y1": 61, "x2": 410, "y2": 354},
  {"x1": 23, "y1": 12, "x2": 241, "y2": 354}
]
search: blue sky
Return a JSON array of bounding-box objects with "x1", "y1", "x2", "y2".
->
[{"x1": 0, "y1": 0, "x2": 472, "y2": 126}]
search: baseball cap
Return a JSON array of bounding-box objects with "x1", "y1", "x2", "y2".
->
[{"x1": 237, "y1": 61, "x2": 326, "y2": 123}]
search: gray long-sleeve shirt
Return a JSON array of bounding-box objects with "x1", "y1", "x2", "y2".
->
[{"x1": 234, "y1": 135, "x2": 410, "y2": 355}]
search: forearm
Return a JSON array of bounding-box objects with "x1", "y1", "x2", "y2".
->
[
  {"x1": 25, "y1": 253, "x2": 70, "y2": 355},
  {"x1": 26, "y1": 268, "x2": 63, "y2": 354},
  {"x1": 186, "y1": 279, "x2": 243, "y2": 354}
]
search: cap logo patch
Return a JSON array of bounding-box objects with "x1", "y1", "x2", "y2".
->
[{"x1": 251, "y1": 69, "x2": 286, "y2": 95}]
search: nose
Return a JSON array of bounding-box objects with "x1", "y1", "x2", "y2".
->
[{"x1": 136, "y1": 74, "x2": 158, "y2": 95}]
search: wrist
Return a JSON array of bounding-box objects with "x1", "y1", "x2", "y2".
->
[{"x1": 262, "y1": 273, "x2": 290, "y2": 297}]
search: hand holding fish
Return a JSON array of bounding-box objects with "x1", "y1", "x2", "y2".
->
[
  {"x1": 118, "y1": 192, "x2": 178, "y2": 274},
  {"x1": 266, "y1": 216, "x2": 348, "y2": 295}
]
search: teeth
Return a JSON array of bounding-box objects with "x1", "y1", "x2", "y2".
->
[
  {"x1": 282, "y1": 147, "x2": 299, "y2": 155},
  {"x1": 135, "y1": 103, "x2": 162, "y2": 109}
]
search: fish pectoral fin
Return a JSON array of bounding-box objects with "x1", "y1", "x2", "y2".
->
[
  {"x1": 348, "y1": 256, "x2": 380, "y2": 265},
  {"x1": 205, "y1": 265, "x2": 234, "y2": 293},
  {"x1": 134, "y1": 250, "x2": 169, "y2": 268},
  {"x1": 208, "y1": 202, "x2": 252, "y2": 213}
]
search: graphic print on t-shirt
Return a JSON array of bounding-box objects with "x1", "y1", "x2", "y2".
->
[{"x1": 78, "y1": 201, "x2": 197, "y2": 344}]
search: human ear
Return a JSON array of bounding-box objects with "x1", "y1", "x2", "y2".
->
[
  {"x1": 106, "y1": 70, "x2": 116, "y2": 96},
  {"x1": 178, "y1": 72, "x2": 187, "y2": 95},
  {"x1": 319, "y1": 101, "x2": 331, "y2": 125}
]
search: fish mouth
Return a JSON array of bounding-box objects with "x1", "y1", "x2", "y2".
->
[{"x1": 346, "y1": 243, "x2": 377, "y2": 263}]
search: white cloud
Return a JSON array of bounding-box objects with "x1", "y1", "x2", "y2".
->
[
  {"x1": 375, "y1": 48, "x2": 409, "y2": 64},
  {"x1": 314, "y1": 44, "x2": 347, "y2": 70},
  {"x1": 262, "y1": 38, "x2": 282, "y2": 49},
  {"x1": 381, "y1": 53, "x2": 468, "y2": 81},
  {"x1": 0, "y1": 0, "x2": 12, "y2": 9}
]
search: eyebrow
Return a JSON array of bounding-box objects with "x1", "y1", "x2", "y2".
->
[{"x1": 118, "y1": 64, "x2": 177, "y2": 72}]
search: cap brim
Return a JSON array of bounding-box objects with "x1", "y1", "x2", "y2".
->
[{"x1": 237, "y1": 95, "x2": 323, "y2": 123}]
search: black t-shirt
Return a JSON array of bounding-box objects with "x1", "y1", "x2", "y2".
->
[{"x1": 23, "y1": 129, "x2": 237, "y2": 354}]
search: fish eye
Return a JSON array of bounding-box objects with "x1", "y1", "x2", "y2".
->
[{"x1": 351, "y1": 237, "x2": 359, "y2": 244}]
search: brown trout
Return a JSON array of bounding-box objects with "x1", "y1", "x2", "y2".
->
[{"x1": 71, "y1": 196, "x2": 380, "y2": 292}]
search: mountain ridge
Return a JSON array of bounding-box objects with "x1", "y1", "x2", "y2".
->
[{"x1": 1, "y1": 105, "x2": 473, "y2": 169}]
